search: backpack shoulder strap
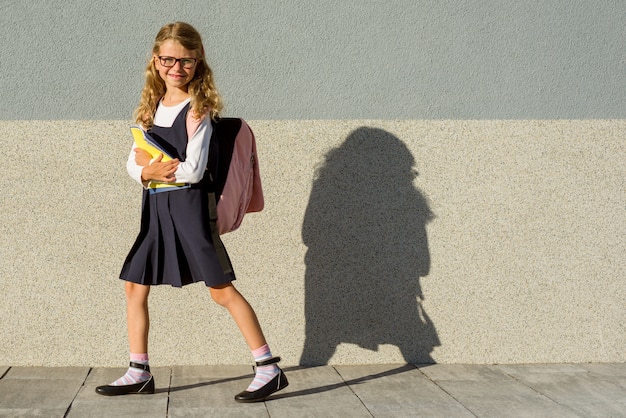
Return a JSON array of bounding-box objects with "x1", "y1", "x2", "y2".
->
[{"x1": 185, "y1": 109, "x2": 207, "y2": 139}]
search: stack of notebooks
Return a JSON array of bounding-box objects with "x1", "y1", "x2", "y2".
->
[{"x1": 130, "y1": 126, "x2": 189, "y2": 193}]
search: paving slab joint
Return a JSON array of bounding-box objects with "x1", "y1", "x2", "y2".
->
[
  {"x1": 333, "y1": 366, "x2": 375, "y2": 417},
  {"x1": 418, "y1": 368, "x2": 478, "y2": 417},
  {"x1": 165, "y1": 367, "x2": 173, "y2": 417},
  {"x1": 62, "y1": 367, "x2": 93, "y2": 418}
]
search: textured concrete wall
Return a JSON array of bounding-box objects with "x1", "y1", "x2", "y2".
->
[
  {"x1": 2, "y1": 120, "x2": 624, "y2": 366},
  {"x1": 1, "y1": 1, "x2": 625, "y2": 366}
]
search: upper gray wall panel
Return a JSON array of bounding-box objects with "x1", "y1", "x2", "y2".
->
[{"x1": 1, "y1": 0, "x2": 624, "y2": 120}]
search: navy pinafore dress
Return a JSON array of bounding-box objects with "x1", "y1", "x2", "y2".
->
[{"x1": 120, "y1": 103, "x2": 235, "y2": 287}]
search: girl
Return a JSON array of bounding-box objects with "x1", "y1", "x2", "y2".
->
[{"x1": 95, "y1": 22, "x2": 288, "y2": 403}]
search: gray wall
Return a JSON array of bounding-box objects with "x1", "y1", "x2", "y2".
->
[
  {"x1": 1, "y1": 1, "x2": 624, "y2": 367},
  {"x1": 2, "y1": 1, "x2": 625, "y2": 119}
]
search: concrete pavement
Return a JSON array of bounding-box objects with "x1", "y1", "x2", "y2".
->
[{"x1": 1, "y1": 363, "x2": 625, "y2": 417}]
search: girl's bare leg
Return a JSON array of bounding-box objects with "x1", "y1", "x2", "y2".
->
[
  {"x1": 125, "y1": 282, "x2": 151, "y2": 353},
  {"x1": 95, "y1": 282, "x2": 153, "y2": 395},
  {"x1": 210, "y1": 283, "x2": 289, "y2": 401},
  {"x1": 209, "y1": 283, "x2": 266, "y2": 349}
]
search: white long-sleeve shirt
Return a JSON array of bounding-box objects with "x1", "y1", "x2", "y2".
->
[{"x1": 126, "y1": 98, "x2": 213, "y2": 187}]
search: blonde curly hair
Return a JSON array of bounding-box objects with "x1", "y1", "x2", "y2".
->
[{"x1": 134, "y1": 22, "x2": 223, "y2": 128}]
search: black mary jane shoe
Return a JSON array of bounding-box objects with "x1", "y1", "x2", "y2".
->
[
  {"x1": 234, "y1": 357, "x2": 289, "y2": 403},
  {"x1": 95, "y1": 362, "x2": 155, "y2": 396}
]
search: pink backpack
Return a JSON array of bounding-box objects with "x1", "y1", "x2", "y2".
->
[
  {"x1": 187, "y1": 115, "x2": 263, "y2": 231},
  {"x1": 209, "y1": 118, "x2": 264, "y2": 234}
]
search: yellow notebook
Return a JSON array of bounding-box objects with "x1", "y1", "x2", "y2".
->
[{"x1": 130, "y1": 126, "x2": 189, "y2": 192}]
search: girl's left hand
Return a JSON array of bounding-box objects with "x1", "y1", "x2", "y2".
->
[{"x1": 134, "y1": 148, "x2": 153, "y2": 166}]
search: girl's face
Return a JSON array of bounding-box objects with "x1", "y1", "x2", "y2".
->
[{"x1": 154, "y1": 40, "x2": 198, "y2": 93}]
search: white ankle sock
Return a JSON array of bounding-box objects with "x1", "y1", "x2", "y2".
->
[
  {"x1": 110, "y1": 353, "x2": 151, "y2": 386},
  {"x1": 247, "y1": 344, "x2": 279, "y2": 392}
]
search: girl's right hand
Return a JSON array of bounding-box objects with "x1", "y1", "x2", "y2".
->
[{"x1": 140, "y1": 153, "x2": 180, "y2": 183}]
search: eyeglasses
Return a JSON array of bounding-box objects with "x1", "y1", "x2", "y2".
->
[{"x1": 157, "y1": 56, "x2": 197, "y2": 69}]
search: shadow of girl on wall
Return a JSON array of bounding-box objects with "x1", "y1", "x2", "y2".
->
[{"x1": 300, "y1": 127, "x2": 439, "y2": 365}]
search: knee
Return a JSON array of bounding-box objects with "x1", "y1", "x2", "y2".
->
[
  {"x1": 209, "y1": 283, "x2": 238, "y2": 307},
  {"x1": 125, "y1": 282, "x2": 150, "y2": 304}
]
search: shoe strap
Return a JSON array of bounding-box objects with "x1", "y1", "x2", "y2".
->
[
  {"x1": 129, "y1": 361, "x2": 151, "y2": 372},
  {"x1": 255, "y1": 356, "x2": 281, "y2": 367}
]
